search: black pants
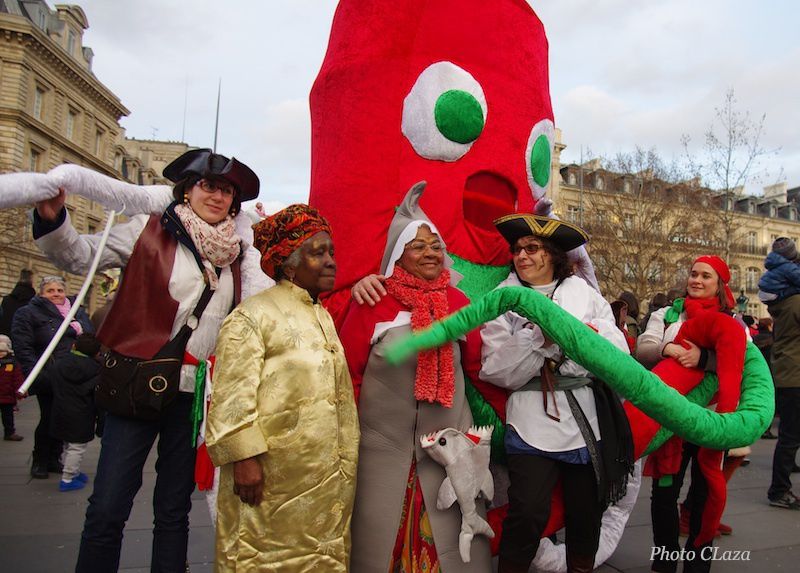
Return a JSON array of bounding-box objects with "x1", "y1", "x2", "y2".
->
[
  {"x1": 1, "y1": 403, "x2": 15, "y2": 436},
  {"x1": 499, "y1": 453, "x2": 601, "y2": 567},
  {"x1": 75, "y1": 393, "x2": 195, "y2": 573},
  {"x1": 33, "y1": 393, "x2": 62, "y2": 466},
  {"x1": 768, "y1": 387, "x2": 800, "y2": 500},
  {"x1": 650, "y1": 443, "x2": 713, "y2": 573}
]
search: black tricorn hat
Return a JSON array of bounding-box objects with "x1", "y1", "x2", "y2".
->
[
  {"x1": 494, "y1": 213, "x2": 589, "y2": 252},
  {"x1": 163, "y1": 148, "x2": 259, "y2": 202}
]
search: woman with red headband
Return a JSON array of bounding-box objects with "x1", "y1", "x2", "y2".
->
[{"x1": 637, "y1": 255, "x2": 749, "y2": 573}]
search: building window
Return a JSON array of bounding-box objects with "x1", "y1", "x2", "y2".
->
[
  {"x1": 37, "y1": 10, "x2": 46, "y2": 30},
  {"x1": 623, "y1": 213, "x2": 634, "y2": 230},
  {"x1": 568, "y1": 172, "x2": 577, "y2": 186},
  {"x1": 67, "y1": 30, "x2": 76, "y2": 55},
  {"x1": 566, "y1": 205, "x2": 580, "y2": 223},
  {"x1": 730, "y1": 266, "x2": 740, "y2": 290},
  {"x1": 33, "y1": 88, "x2": 45, "y2": 120},
  {"x1": 746, "y1": 267, "x2": 759, "y2": 291},
  {"x1": 623, "y1": 180, "x2": 632, "y2": 193},
  {"x1": 595, "y1": 177, "x2": 604, "y2": 190},
  {"x1": 94, "y1": 129, "x2": 104, "y2": 156},
  {"x1": 624, "y1": 262, "x2": 635, "y2": 280},
  {"x1": 66, "y1": 110, "x2": 77, "y2": 139},
  {"x1": 29, "y1": 149, "x2": 41, "y2": 172},
  {"x1": 648, "y1": 262, "x2": 662, "y2": 283},
  {"x1": 746, "y1": 231, "x2": 758, "y2": 254}
]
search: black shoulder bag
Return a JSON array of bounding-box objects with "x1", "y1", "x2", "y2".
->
[{"x1": 96, "y1": 284, "x2": 214, "y2": 421}]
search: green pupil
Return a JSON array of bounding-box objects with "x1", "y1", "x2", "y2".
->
[
  {"x1": 434, "y1": 90, "x2": 484, "y2": 144},
  {"x1": 530, "y1": 134, "x2": 551, "y2": 187}
]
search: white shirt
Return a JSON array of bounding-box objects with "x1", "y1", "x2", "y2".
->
[{"x1": 479, "y1": 273, "x2": 629, "y2": 452}]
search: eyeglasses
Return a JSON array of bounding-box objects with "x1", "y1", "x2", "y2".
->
[
  {"x1": 511, "y1": 242, "x2": 545, "y2": 256},
  {"x1": 405, "y1": 241, "x2": 444, "y2": 254},
  {"x1": 197, "y1": 179, "x2": 235, "y2": 197}
]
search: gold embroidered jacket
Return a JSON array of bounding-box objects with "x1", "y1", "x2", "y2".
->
[{"x1": 206, "y1": 280, "x2": 359, "y2": 572}]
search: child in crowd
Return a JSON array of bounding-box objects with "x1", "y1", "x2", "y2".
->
[
  {"x1": 0, "y1": 335, "x2": 24, "y2": 441},
  {"x1": 49, "y1": 333, "x2": 100, "y2": 492},
  {"x1": 758, "y1": 237, "x2": 800, "y2": 305}
]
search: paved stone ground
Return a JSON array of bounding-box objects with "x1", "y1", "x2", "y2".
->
[{"x1": 1, "y1": 400, "x2": 797, "y2": 572}]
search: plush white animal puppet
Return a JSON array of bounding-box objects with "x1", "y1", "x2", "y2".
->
[{"x1": 420, "y1": 425, "x2": 495, "y2": 563}]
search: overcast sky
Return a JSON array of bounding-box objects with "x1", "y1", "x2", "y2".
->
[{"x1": 74, "y1": 0, "x2": 800, "y2": 209}]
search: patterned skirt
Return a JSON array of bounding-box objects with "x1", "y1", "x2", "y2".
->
[{"x1": 389, "y1": 459, "x2": 441, "y2": 573}]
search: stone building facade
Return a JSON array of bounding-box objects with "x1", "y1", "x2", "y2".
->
[{"x1": 0, "y1": 1, "x2": 188, "y2": 312}]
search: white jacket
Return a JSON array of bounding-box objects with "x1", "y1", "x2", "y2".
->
[{"x1": 480, "y1": 273, "x2": 628, "y2": 452}]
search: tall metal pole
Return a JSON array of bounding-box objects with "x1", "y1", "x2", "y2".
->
[
  {"x1": 181, "y1": 77, "x2": 188, "y2": 142},
  {"x1": 212, "y1": 78, "x2": 221, "y2": 152},
  {"x1": 579, "y1": 145, "x2": 584, "y2": 227}
]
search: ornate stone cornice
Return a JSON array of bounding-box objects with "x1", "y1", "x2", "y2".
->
[{"x1": 0, "y1": 13, "x2": 130, "y2": 120}]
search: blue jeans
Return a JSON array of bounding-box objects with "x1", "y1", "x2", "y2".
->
[
  {"x1": 75, "y1": 393, "x2": 196, "y2": 573},
  {"x1": 768, "y1": 387, "x2": 800, "y2": 500}
]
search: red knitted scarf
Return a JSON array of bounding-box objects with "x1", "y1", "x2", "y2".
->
[
  {"x1": 683, "y1": 296, "x2": 721, "y2": 318},
  {"x1": 385, "y1": 266, "x2": 455, "y2": 407}
]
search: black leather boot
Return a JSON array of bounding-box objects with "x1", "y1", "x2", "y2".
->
[
  {"x1": 30, "y1": 460, "x2": 48, "y2": 479},
  {"x1": 566, "y1": 552, "x2": 595, "y2": 573},
  {"x1": 498, "y1": 556, "x2": 532, "y2": 573}
]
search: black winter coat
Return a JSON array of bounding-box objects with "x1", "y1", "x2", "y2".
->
[
  {"x1": 49, "y1": 352, "x2": 99, "y2": 443},
  {"x1": 0, "y1": 281, "x2": 35, "y2": 335},
  {"x1": 9, "y1": 296, "x2": 94, "y2": 394}
]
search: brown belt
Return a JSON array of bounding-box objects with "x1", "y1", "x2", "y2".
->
[{"x1": 540, "y1": 358, "x2": 561, "y2": 422}]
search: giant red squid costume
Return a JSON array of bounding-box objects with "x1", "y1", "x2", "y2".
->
[
  {"x1": 310, "y1": 0, "x2": 559, "y2": 319},
  {"x1": 308, "y1": 0, "x2": 773, "y2": 569}
]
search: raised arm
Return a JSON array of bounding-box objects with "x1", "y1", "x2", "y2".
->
[{"x1": 33, "y1": 194, "x2": 148, "y2": 275}]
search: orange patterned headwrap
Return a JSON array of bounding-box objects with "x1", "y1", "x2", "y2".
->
[{"x1": 252, "y1": 204, "x2": 333, "y2": 279}]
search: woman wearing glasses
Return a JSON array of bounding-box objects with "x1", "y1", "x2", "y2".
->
[
  {"x1": 30, "y1": 148, "x2": 268, "y2": 573},
  {"x1": 11, "y1": 275, "x2": 94, "y2": 479},
  {"x1": 479, "y1": 214, "x2": 632, "y2": 573},
  {"x1": 339, "y1": 185, "x2": 492, "y2": 572}
]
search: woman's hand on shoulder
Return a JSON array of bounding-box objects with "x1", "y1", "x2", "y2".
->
[
  {"x1": 352, "y1": 274, "x2": 387, "y2": 307},
  {"x1": 35, "y1": 188, "x2": 66, "y2": 222}
]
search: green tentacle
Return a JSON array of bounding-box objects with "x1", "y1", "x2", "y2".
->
[
  {"x1": 387, "y1": 287, "x2": 774, "y2": 451},
  {"x1": 465, "y1": 380, "x2": 506, "y2": 463}
]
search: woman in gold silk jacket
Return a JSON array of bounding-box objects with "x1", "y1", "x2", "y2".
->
[{"x1": 206, "y1": 205, "x2": 359, "y2": 572}]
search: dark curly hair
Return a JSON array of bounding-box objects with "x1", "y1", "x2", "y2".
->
[
  {"x1": 172, "y1": 175, "x2": 241, "y2": 217},
  {"x1": 511, "y1": 236, "x2": 573, "y2": 283}
]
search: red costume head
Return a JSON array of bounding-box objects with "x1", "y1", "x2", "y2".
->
[{"x1": 309, "y1": 0, "x2": 554, "y2": 314}]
